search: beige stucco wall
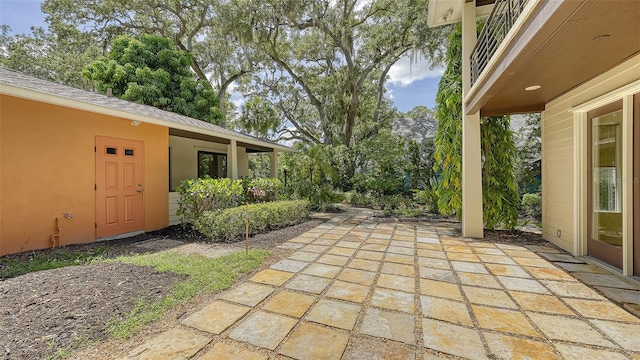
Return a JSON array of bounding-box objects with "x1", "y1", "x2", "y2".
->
[{"x1": 542, "y1": 53, "x2": 640, "y2": 252}]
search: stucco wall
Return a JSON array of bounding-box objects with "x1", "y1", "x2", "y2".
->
[
  {"x1": 542, "y1": 53, "x2": 640, "y2": 252},
  {"x1": 0, "y1": 95, "x2": 169, "y2": 255}
]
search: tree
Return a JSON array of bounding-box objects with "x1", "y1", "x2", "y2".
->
[
  {"x1": 433, "y1": 23, "x2": 519, "y2": 229},
  {"x1": 42, "y1": 0, "x2": 258, "y2": 126},
  {"x1": 0, "y1": 24, "x2": 101, "y2": 89},
  {"x1": 433, "y1": 23, "x2": 463, "y2": 217},
  {"x1": 233, "y1": 0, "x2": 449, "y2": 146},
  {"x1": 514, "y1": 113, "x2": 542, "y2": 194},
  {"x1": 82, "y1": 34, "x2": 221, "y2": 123}
]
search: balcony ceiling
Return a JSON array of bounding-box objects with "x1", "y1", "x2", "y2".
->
[
  {"x1": 467, "y1": 0, "x2": 640, "y2": 117},
  {"x1": 427, "y1": 0, "x2": 495, "y2": 27}
]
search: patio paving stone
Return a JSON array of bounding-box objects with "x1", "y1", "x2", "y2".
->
[
  {"x1": 420, "y1": 279, "x2": 464, "y2": 301},
  {"x1": 512, "y1": 257, "x2": 557, "y2": 268},
  {"x1": 270, "y1": 259, "x2": 309, "y2": 273},
  {"x1": 420, "y1": 295, "x2": 473, "y2": 326},
  {"x1": 472, "y1": 305, "x2": 540, "y2": 337},
  {"x1": 483, "y1": 332, "x2": 559, "y2": 360},
  {"x1": 541, "y1": 280, "x2": 606, "y2": 299},
  {"x1": 316, "y1": 254, "x2": 350, "y2": 266},
  {"x1": 288, "y1": 251, "x2": 320, "y2": 262},
  {"x1": 563, "y1": 298, "x2": 640, "y2": 322},
  {"x1": 385, "y1": 253, "x2": 414, "y2": 265},
  {"x1": 198, "y1": 343, "x2": 268, "y2": 360},
  {"x1": 417, "y1": 249, "x2": 447, "y2": 258},
  {"x1": 527, "y1": 312, "x2": 615, "y2": 347},
  {"x1": 418, "y1": 267, "x2": 456, "y2": 283},
  {"x1": 290, "y1": 236, "x2": 316, "y2": 244},
  {"x1": 447, "y1": 252, "x2": 481, "y2": 262},
  {"x1": 537, "y1": 252, "x2": 584, "y2": 263},
  {"x1": 451, "y1": 261, "x2": 488, "y2": 274},
  {"x1": 462, "y1": 286, "x2": 517, "y2": 309},
  {"x1": 485, "y1": 264, "x2": 530, "y2": 278},
  {"x1": 421, "y1": 319, "x2": 486, "y2": 360},
  {"x1": 417, "y1": 236, "x2": 439, "y2": 244},
  {"x1": 327, "y1": 246, "x2": 357, "y2": 257},
  {"x1": 250, "y1": 269, "x2": 294, "y2": 286},
  {"x1": 474, "y1": 247, "x2": 505, "y2": 255},
  {"x1": 228, "y1": 310, "x2": 297, "y2": 350},
  {"x1": 325, "y1": 280, "x2": 370, "y2": 303},
  {"x1": 305, "y1": 298, "x2": 361, "y2": 330},
  {"x1": 360, "y1": 308, "x2": 416, "y2": 345},
  {"x1": 496, "y1": 276, "x2": 550, "y2": 294},
  {"x1": 361, "y1": 243, "x2": 388, "y2": 252},
  {"x1": 285, "y1": 274, "x2": 332, "y2": 294},
  {"x1": 262, "y1": 290, "x2": 316, "y2": 318},
  {"x1": 553, "y1": 343, "x2": 628, "y2": 360},
  {"x1": 417, "y1": 257, "x2": 450, "y2": 269},
  {"x1": 338, "y1": 268, "x2": 377, "y2": 286},
  {"x1": 128, "y1": 328, "x2": 210, "y2": 360},
  {"x1": 526, "y1": 266, "x2": 576, "y2": 281},
  {"x1": 314, "y1": 239, "x2": 338, "y2": 246},
  {"x1": 300, "y1": 244, "x2": 330, "y2": 253},
  {"x1": 509, "y1": 291, "x2": 575, "y2": 315},
  {"x1": 336, "y1": 240, "x2": 362, "y2": 249},
  {"x1": 502, "y1": 249, "x2": 540, "y2": 258},
  {"x1": 302, "y1": 263, "x2": 342, "y2": 279},
  {"x1": 220, "y1": 283, "x2": 274, "y2": 306},
  {"x1": 344, "y1": 336, "x2": 416, "y2": 360},
  {"x1": 355, "y1": 250, "x2": 384, "y2": 261},
  {"x1": 573, "y1": 272, "x2": 638, "y2": 290},
  {"x1": 371, "y1": 288, "x2": 415, "y2": 312},
  {"x1": 181, "y1": 300, "x2": 250, "y2": 334},
  {"x1": 387, "y1": 246, "x2": 415, "y2": 255},
  {"x1": 590, "y1": 320, "x2": 640, "y2": 351},
  {"x1": 444, "y1": 245, "x2": 474, "y2": 253},
  {"x1": 525, "y1": 245, "x2": 560, "y2": 253},
  {"x1": 278, "y1": 242, "x2": 306, "y2": 249},
  {"x1": 279, "y1": 322, "x2": 349, "y2": 360},
  {"x1": 477, "y1": 254, "x2": 516, "y2": 265},
  {"x1": 595, "y1": 287, "x2": 640, "y2": 305},
  {"x1": 369, "y1": 233, "x2": 392, "y2": 239},
  {"x1": 347, "y1": 258, "x2": 381, "y2": 272},
  {"x1": 377, "y1": 273, "x2": 416, "y2": 292},
  {"x1": 381, "y1": 262, "x2": 415, "y2": 277},
  {"x1": 457, "y1": 273, "x2": 501, "y2": 289},
  {"x1": 554, "y1": 262, "x2": 608, "y2": 273}
]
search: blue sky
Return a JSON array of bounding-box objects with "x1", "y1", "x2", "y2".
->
[{"x1": 0, "y1": 0, "x2": 442, "y2": 113}]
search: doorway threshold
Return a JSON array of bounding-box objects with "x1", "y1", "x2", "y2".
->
[{"x1": 97, "y1": 230, "x2": 145, "y2": 242}]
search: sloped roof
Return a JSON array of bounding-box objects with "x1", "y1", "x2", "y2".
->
[{"x1": 0, "y1": 67, "x2": 290, "y2": 152}]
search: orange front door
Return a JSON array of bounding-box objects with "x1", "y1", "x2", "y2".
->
[{"x1": 96, "y1": 136, "x2": 144, "y2": 238}]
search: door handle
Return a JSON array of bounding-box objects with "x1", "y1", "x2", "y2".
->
[{"x1": 137, "y1": 189, "x2": 144, "y2": 193}]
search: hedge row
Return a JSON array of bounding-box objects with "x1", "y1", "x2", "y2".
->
[{"x1": 194, "y1": 200, "x2": 310, "y2": 240}]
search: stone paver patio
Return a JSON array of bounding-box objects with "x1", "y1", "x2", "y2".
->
[{"x1": 128, "y1": 209, "x2": 640, "y2": 360}]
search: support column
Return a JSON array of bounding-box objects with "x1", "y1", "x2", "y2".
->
[
  {"x1": 227, "y1": 139, "x2": 238, "y2": 179},
  {"x1": 461, "y1": 1, "x2": 484, "y2": 238},
  {"x1": 270, "y1": 150, "x2": 279, "y2": 178}
]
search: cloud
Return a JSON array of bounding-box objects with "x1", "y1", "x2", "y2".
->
[{"x1": 388, "y1": 55, "x2": 444, "y2": 87}]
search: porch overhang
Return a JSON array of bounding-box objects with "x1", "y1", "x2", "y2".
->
[{"x1": 464, "y1": 0, "x2": 640, "y2": 117}]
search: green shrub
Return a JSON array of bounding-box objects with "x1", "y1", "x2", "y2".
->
[
  {"x1": 521, "y1": 193, "x2": 542, "y2": 220},
  {"x1": 195, "y1": 200, "x2": 310, "y2": 240},
  {"x1": 343, "y1": 191, "x2": 375, "y2": 207},
  {"x1": 413, "y1": 177, "x2": 440, "y2": 213},
  {"x1": 176, "y1": 177, "x2": 244, "y2": 225},
  {"x1": 246, "y1": 178, "x2": 284, "y2": 202}
]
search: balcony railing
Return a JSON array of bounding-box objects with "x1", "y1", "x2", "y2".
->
[{"x1": 470, "y1": 0, "x2": 529, "y2": 85}]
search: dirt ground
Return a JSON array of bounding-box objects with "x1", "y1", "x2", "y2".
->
[{"x1": 0, "y1": 219, "x2": 325, "y2": 360}]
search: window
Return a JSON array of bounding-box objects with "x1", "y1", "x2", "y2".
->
[{"x1": 198, "y1": 151, "x2": 227, "y2": 179}]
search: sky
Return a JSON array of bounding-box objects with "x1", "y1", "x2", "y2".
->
[{"x1": 0, "y1": 0, "x2": 442, "y2": 113}]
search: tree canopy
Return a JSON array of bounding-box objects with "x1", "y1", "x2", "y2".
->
[{"x1": 82, "y1": 34, "x2": 221, "y2": 123}]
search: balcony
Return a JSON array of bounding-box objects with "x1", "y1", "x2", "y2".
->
[{"x1": 470, "y1": 0, "x2": 529, "y2": 86}]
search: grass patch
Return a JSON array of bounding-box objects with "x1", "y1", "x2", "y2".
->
[
  {"x1": 107, "y1": 249, "x2": 271, "y2": 339},
  {"x1": 0, "y1": 247, "x2": 108, "y2": 279}
]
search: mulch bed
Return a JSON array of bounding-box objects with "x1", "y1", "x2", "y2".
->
[{"x1": 0, "y1": 219, "x2": 325, "y2": 360}]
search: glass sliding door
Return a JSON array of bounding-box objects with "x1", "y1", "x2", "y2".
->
[{"x1": 587, "y1": 101, "x2": 623, "y2": 269}]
